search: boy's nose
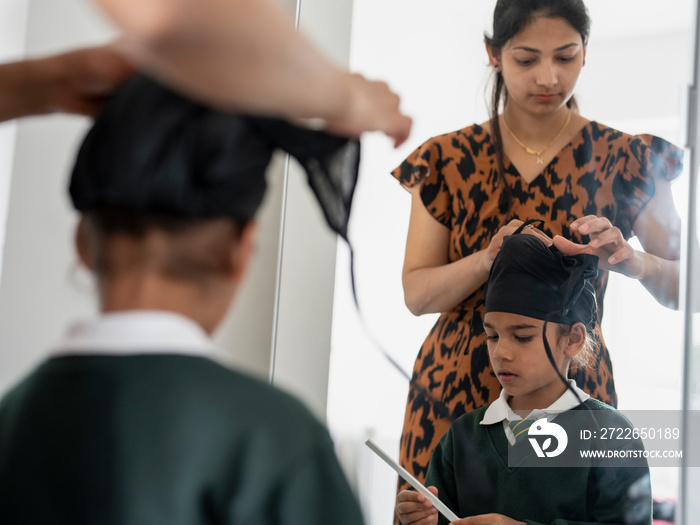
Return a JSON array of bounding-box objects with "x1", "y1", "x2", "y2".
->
[{"x1": 491, "y1": 342, "x2": 513, "y2": 361}]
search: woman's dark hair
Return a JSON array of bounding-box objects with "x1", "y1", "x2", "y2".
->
[{"x1": 484, "y1": 0, "x2": 591, "y2": 218}]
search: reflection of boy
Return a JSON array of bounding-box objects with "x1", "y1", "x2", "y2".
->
[
  {"x1": 0, "y1": 76, "x2": 363, "y2": 524},
  {"x1": 430, "y1": 388, "x2": 650, "y2": 525},
  {"x1": 397, "y1": 234, "x2": 651, "y2": 525}
]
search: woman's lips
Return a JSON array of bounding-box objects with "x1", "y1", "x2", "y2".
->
[{"x1": 535, "y1": 94, "x2": 555, "y2": 103}]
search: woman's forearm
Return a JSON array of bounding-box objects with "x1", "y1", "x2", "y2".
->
[
  {"x1": 403, "y1": 250, "x2": 492, "y2": 315},
  {"x1": 636, "y1": 252, "x2": 679, "y2": 310},
  {"x1": 94, "y1": 0, "x2": 410, "y2": 143},
  {"x1": 98, "y1": 0, "x2": 343, "y2": 115},
  {"x1": 0, "y1": 45, "x2": 134, "y2": 122},
  {"x1": 0, "y1": 59, "x2": 53, "y2": 122}
]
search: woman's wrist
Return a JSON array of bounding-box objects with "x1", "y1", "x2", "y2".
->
[
  {"x1": 0, "y1": 59, "x2": 53, "y2": 121},
  {"x1": 621, "y1": 248, "x2": 652, "y2": 281},
  {"x1": 478, "y1": 247, "x2": 496, "y2": 276}
]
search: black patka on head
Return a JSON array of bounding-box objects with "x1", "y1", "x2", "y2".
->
[
  {"x1": 484, "y1": 234, "x2": 598, "y2": 329},
  {"x1": 69, "y1": 75, "x2": 360, "y2": 237}
]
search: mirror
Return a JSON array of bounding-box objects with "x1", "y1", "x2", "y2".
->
[{"x1": 327, "y1": 1, "x2": 696, "y2": 523}]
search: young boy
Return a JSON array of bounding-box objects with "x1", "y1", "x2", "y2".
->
[
  {"x1": 0, "y1": 75, "x2": 364, "y2": 525},
  {"x1": 396, "y1": 233, "x2": 652, "y2": 525}
]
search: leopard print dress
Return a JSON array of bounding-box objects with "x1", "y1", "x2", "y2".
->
[{"x1": 390, "y1": 121, "x2": 682, "y2": 492}]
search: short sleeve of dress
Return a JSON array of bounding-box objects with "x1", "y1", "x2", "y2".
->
[
  {"x1": 613, "y1": 134, "x2": 683, "y2": 239},
  {"x1": 391, "y1": 138, "x2": 453, "y2": 228}
]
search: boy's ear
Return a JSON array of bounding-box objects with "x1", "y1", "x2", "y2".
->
[
  {"x1": 229, "y1": 221, "x2": 258, "y2": 284},
  {"x1": 75, "y1": 216, "x2": 95, "y2": 271},
  {"x1": 564, "y1": 322, "x2": 586, "y2": 358}
]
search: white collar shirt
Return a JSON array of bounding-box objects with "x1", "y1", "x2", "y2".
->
[
  {"x1": 52, "y1": 310, "x2": 235, "y2": 368},
  {"x1": 480, "y1": 380, "x2": 590, "y2": 445}
]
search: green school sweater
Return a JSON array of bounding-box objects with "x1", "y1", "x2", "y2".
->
[
  {"x1": 426, "y1": 399, "x2": 652, "y2": 525},
  {"x1": 0, "y1": 354, "x2": 363, "y2": 525}
]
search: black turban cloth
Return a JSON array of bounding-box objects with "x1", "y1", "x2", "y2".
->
[
  {"x1": 484, "y1": 234, "x2": 599, "y2": 329},
  {"x1": 69, "y1": 75, "x2": 360, "y2": 239}
]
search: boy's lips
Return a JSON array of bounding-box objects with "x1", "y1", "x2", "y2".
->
[{"x1": 497, "y1": 369, "x2": 517, "y2": 382}]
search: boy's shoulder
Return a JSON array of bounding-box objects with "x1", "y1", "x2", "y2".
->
[
  {"x1": 577, "y1": 398, "x2": 617, "y2": 411},
  {"x1": 1, "y1": 354, "x2": 326, "y2": 439},
  {"x1": 447, "y1": 404, "x2": 493, "y2": 436},
  {"x1": 568, "y1": 397, "x2": 637, "y2": 430}
]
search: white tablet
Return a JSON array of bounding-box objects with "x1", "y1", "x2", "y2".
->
[{"x1": 364, "y1": 439, "x2": 460, "y2": 523}]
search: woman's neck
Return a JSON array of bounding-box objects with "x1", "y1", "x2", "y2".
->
[{"x1": 502, "y1": 103, "x2": 571, "y2": 146}]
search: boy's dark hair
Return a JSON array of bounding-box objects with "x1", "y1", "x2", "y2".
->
[{"x1": 80, "y1": 207, "x2": 243, "y2": 282}]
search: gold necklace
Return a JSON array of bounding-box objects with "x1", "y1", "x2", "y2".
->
[{"x1": 502, "y1": 110, "x2": 572, "y2": 164}]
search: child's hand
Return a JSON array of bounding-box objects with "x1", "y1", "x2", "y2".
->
[
  {"x1": 451, "y1": 513, "x2": 525, "y2": 525},
  {"x1": 395, "y1": 487, "x2": 439, "y2": 525}
]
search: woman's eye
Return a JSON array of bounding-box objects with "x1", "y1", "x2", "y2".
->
[
  {"x1": 515, "y1": 336, "x2": 534, "y2": 343},
  {"x1": 557, "y1": 56, "x2": 575, "y2": 63},
  {"x1": 515, "y1": 59, "x2": 534, "y2": 66},
  {"x1": 486, "y1": 334, "x2": 498, "y2": 341}
]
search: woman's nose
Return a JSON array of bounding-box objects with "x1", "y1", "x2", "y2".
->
[{"x1": 536, "y1": 62, "x2": 558, "y2": 88}]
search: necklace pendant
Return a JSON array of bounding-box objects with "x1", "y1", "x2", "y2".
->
[{"x1": 536, "y1": 155, "x2": 544, "y2": 165}]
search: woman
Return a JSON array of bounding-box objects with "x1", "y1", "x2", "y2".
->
[{"x1": 391, "y1": 0, "x2": 682, "y2": 494}]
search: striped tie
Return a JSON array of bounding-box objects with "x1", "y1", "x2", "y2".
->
[{"x1": 509, "y1": 418, "x2": 538, "y2": 443}]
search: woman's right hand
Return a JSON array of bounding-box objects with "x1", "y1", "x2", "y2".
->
[
  {"x1": 482, "y1": 219, "x2": 552, "y2": 272},
  {"x1": 396, "y1": 488, "x2": 440, "y2": 525}
]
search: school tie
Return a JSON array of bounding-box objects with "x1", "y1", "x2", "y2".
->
[{"x1": 509, "y1": 418, "x2": 539, "y2": 443}]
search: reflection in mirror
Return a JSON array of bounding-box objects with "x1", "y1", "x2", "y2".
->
[{"x1": 327, "y1": 1, "x2": 695, "y2": 523}]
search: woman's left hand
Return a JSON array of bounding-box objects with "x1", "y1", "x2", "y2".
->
[
  {"x1": 451, "y1": 513, "x2": 525, "y2": 525},
  {"x1": 552, "y1": 215, "x2": 645, "y2": 279}
]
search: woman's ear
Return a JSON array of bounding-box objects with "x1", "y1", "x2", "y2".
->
[
  {"x1": 75, "y1": 215, "x2": 95, "y2": 271},
  {"x1": 564, "y1": 322, "x2": 586, "y2": 358},
  {"x1": 485, "y1": 45, "x2": 501, "y2": 71}
]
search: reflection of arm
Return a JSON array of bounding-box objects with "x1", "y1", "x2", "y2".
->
[
  {"x1": 632, "y1": 177, "x2": 681, "y2": 309},
  {"x1": 402, "y1": 185, "x2": 551, "y2": 315},
  {"x1": 94, "y1": 0, "x2": 411, "y2": 144},
  {"x1": 402, "y1": 184, "x2": 492, "y2": 315}
]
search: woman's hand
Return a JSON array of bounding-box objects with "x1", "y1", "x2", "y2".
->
[
  {"x1": 483, "y1": 219, "x2": 553, "y2": 273},
  {"x1": 396, "y1": 488, "x2": 439, "y2": 525},
  {"x1": 0, "y1": 43, "x2": 134, "y2": 123},
  {"x1": 323, "y1": 73, "x2": 412, "y2": 147},
  {"x1": 451, "y1": 513, "x2": 525, "y2": 525},
  {"x1": 45, "y1": 43, "x2": 135, "y2": 117},
  {"x1": 402, "y1": 215, "x2": 552, "y2": 315},
  {"x1": 552, "y1": 216, "x2": 645, "y2": 278}
]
